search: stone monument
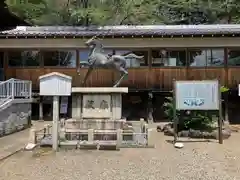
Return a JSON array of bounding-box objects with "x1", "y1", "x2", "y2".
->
[
  {"x1": 57, "y1": 37, "x2": 150, "y2": 149},
  {"x1": 63, "y1": 87, "x2": 128, "y2": 144}
]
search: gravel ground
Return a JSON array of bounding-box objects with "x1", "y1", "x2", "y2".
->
[{"x1": 0, "y1": 129, "x2": 240, "y2": 180}]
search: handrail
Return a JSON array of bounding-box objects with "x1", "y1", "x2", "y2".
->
[
  {"x1": 0, "y1": 78, "x2": 32, "y2": 106},
  {"x1": 0, "y1": 78, "x2": 15, "y2": 85}
]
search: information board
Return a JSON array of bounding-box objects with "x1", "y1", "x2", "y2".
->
[
  {"x1": 60, "y1": 97, "x2": 68, "y2": 114},
  {"x1": 175, "y1": 80, "x2": 219, "y2": 110}
]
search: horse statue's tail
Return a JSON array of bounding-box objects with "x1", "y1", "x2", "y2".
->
[{"x1": 123, "y1": 53, "x2": 144, "y2": 59}]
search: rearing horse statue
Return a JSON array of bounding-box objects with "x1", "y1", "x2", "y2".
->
[{"x1": 81, "y1": 36, "x2": 144, "y2": 87}]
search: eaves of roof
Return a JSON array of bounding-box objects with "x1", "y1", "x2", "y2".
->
[{"x1": 0, "y1": 24, "x2": 240, "y2": 38}]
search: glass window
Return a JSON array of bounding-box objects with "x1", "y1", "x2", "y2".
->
[
  {"x1": 152, "y1": 49, "x2": 187, "y2": 67},
  {"x1": 8, "y1": 50, "x2": 40, "y2": 67},
  {"x1": 189, "y1": 49, "x2": 224, "y2": 67},
  {"x1": 114, "y1": 50, "x2": 148, "y2": 68},
  {"x1": 79, "y1": 49, "x2": 114, "y2": 68},
  {"x1": 228, "y1": 49, "x2": 240, "y2": 66},
  {"x1": 43, "y1": 50, "x2": 76, "y2": 67},
  {"x1": 79, "y1": 50, "x2": 90, "y2": 67},
  {"x1": 79, "y1": 49, "x2": 147, "y2": 68}
]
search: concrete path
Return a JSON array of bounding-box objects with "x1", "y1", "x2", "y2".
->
[{"x1": 0, "y1": 121, "x2": 50, "y2": 161}]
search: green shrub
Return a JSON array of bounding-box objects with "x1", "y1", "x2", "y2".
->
[
  {"x1": 163, "y1": 86, "x2": 229, "y2": 131},
  {"x1": 162, "y1": 97, "x2": 217, "y2": 131}
]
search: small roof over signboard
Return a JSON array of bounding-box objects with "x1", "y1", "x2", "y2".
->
[{"x1": 39, "y1": 72, "x2": 72, "y2": 80}]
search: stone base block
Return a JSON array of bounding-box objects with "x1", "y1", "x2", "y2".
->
[
  {"x1": 65, "y1": 119, "x2": 80, "y2": 129},
  {"x1": 99, "y1": 144, "x2": 118, "y2": 151},
  {"x1": 94, "y1": 133, "x2": 117, "y2": 141},
  {"x1": 65, "y1": 118, "x2": 126, "y2": 130},
  {"x1": 79, "y1": 143, "x2": 98, "y2": 150}
]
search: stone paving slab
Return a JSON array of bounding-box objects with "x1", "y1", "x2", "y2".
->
[
  {"x1": 0, "y1": 121, "x2": 50, "y2": 161},
  {"x1": 0, "y1": 130, "x2": 29, "y2": 161}
]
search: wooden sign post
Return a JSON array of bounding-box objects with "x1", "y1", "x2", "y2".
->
[
  {"x1": 52, "y1": 96, "x2": 60, "y2": 150},
  {"x1": 39, "y1": 72, "x2": 72, "y2": 151}
]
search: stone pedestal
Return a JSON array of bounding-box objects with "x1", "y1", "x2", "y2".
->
[
  {"x1": 64, "y1": 87, "x2": 128, "y2": 141},
  {"x1": 59, "y1": 87, "x2": 151, "y2": 148},
  {"x1": 71, "y1": 87, "x2": 127, "y2": 120}
]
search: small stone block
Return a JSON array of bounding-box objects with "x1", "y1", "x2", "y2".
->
[
  {"x1": 98, "y1": 143, "x2": 119, "y2": 151},
  {"x1": 79, "y1": 143, "x2": 98, "y2": 150},
  {"x1": 174, "y1": 142, "x2": 184, "y2": 149}
]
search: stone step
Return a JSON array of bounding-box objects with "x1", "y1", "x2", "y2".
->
[
  {"x1": 64, "y1": 119, "x2": 126, "y2": 130},
  {"x1": 64, "y1": 129, "x2": 135, "y2": 141},
  {"x1": 65, "y1": 129, "x2": 117, "y2": 133},
  {"x1": 65, "y1": 128, "x2": 134, "y2": 133},
  {"x1": 60, "y1": 140, "x2": 119, "y2": 150}
]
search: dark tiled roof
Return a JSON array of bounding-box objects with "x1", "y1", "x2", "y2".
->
[{"x1": 1, "y1": 24, "x2": 240, "y2": 38}]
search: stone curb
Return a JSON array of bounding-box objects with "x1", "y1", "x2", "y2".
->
[{"x1": 0, "y1": 148, "x2": 23, "y2": 162}]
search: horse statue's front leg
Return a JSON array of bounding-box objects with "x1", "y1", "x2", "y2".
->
[
  {"x1": 81, "y1": 56, "x2": 97, "y2": 86},
  {"x1": 82, "y1": 65, "x2": 93, "y2": 86}
]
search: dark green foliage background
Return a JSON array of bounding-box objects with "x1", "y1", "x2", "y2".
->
[{"x1": 5, "y1": 0, "x2": 240, "y2": 26}]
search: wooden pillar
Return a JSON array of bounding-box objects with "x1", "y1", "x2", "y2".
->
[
  {"x1": 224, "y1": 48, "x2": 229, "y2": 123},
  {"x1": 76, "y1": 49, "x2": 81, "y2": 86},
  {"x1": 218, "y1": 81, "x2": 223, "y2": 144},
  {"x1": 147, "y1": 49, "x2": 153, "y2": 119},
  {"x1": 186, "y1": 48, "x2": 190, "y2": 80},
  {"x1": 147, "y1": 49, "x2": 152, "y2": 88},
  {"x1": 112, "y1": 50, "x2": 116, "y2": 85},
  {"x1": 52, "y1": 96, "x2": 59, "y2": 151},
  {"x1": 76, "y1": 49, "x2": 80, "y2": 72},
  {"x1": 3, "y1": 51, "x2": 8, "y2": 80},
  {"x1": 224, "y1": 48, "x2": 228, "y2": 87},
  {"x1": 39, "y1": 50, "x2": 44, "y2": 68},
  {"x1": 148, "y1": 49, "x2": 152, "y2": 68},
  {"x1": 224, "y1": 93, "x2": 229, "y2": 124},
  {"x1": 172, "y1": 79, "x2": 178, "y2": 143},
  {"x1": 147, "y1": 92, "x2": 153, "y2": 124}
]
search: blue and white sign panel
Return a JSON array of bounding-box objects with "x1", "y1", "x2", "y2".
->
[{"x1": 175, "y1": 80, "x2": 219, "y2": 110}]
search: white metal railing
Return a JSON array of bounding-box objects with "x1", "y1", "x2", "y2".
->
[{"x1": 0, "y1": 78, "x2": 32, "y2": 105}]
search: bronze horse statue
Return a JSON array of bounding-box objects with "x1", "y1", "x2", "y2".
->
[{"x1": 80, "y1": 36, "x2": 144, "y2": 87}]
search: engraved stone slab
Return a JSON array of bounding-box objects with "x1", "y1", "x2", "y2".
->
[{"x1": 82, "y1": 94, "x2": 111, "y2": 118}]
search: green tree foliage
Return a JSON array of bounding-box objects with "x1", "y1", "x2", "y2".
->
[{"x1": 6, "y1": 0, "x2": 240, "y2": 26}]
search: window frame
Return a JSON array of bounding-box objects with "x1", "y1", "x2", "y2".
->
[
  {"x1": 113, "y1": 48, "x2": 149, "y2": 69},
  {"x1": 188, "y1": 48, "x2": 225, "y2": 68},
  {"x1": 78, "y1": 48, "x2": 149, "y2": 69},
  {"x1": 42, "y1": 49, "x2": 78, "y2": 68},
  {"x1": 78, "y1": 48, "x2": 114, "y2": 68},
  {"x1": 226, "y1": 48, "x2": 240, "y2": 67},
  {"x1": 7, "y1": 49, "x2": 41, "y2": 68},
  {"x1": 151, "y1": 48, "x2": 188, "y2": 68}
]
